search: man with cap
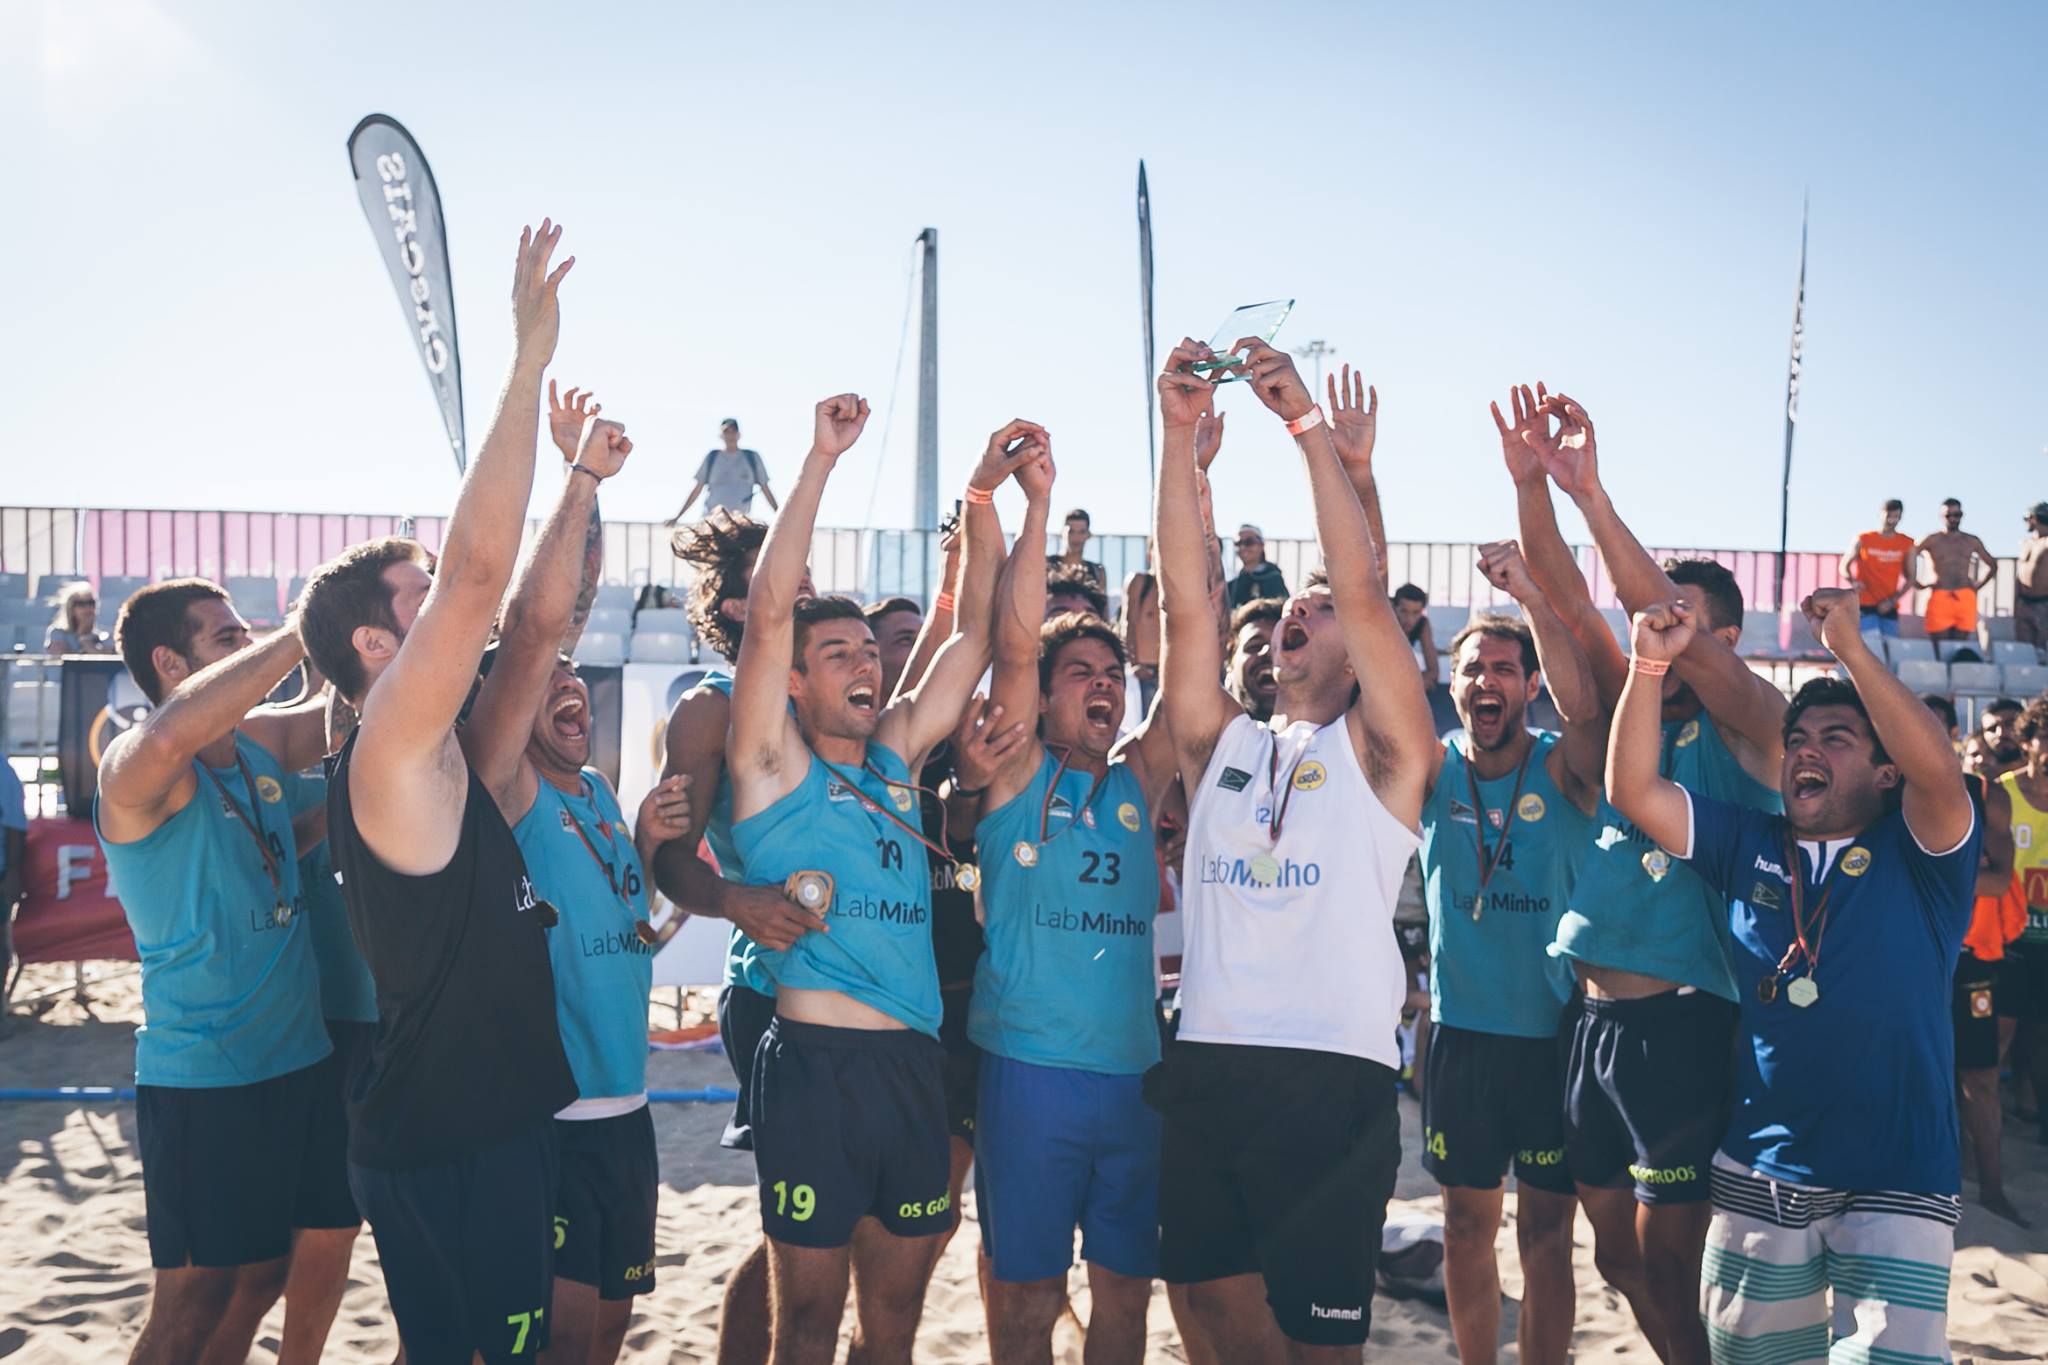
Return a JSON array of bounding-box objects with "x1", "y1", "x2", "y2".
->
[
  {"x1": 2016, "y1": 502, "x2": 2048, "y2": 649},
  {"x1": 668, "y1": 417, "x2": 779, "y2": 523},
  {"x1": 1225, "y1": 524, "x2": 1288, "y2": 608}
]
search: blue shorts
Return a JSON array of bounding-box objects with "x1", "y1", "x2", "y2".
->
[{"x1": 974, "y1": 1053, "x2": 1160, "y2": 1283}]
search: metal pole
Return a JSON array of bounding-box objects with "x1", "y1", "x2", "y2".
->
[
  {"x1": 1293, "y1": 339, "x2": 1336, "y2": 395},
  {"x1": 915, "y1": 228, "x2": 939, "y2": 531}
]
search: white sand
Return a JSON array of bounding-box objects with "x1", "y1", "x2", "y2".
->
[{"x1": 4, "y1": 965, "x2": 2045, "y2": 1363}]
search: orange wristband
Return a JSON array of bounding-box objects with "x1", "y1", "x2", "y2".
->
[
  {"x1": 934, "y1": 591, "x2": 956, "y2": 613},
  {"x1": 1284, "y1": 405, "x2": 1325, "y2": 437},
  {"x1": 1631, "y1": 656, "x2": 1671, "y2": 677},
  {"x1": 963, "y1": 484, "x2": 995, "y2": 505}
]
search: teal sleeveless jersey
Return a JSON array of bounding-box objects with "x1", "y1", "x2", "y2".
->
[
  {"x1": 734, "y1": 743, "x2": 940, "y2": 1036},
  {"x1": 1551, "y1": 711, "x2": 1782, "y2": 1000},
  {"x1": 969, "y1": 749, "x2": 1161, "y2": 1074},
  {"x1": 513, "y1": 770, "x2": 654, "y2": 1101},
  {"x1": 1421, "y1": 731, "x2": 1587, "y2": 1037},
  {"x1": 700, "y1": 671, "x2": 775, "y2": 997},
  {"x1": 284, "y1": 773, "x2": 377, "y2": 1024},
  {"x1": 97, "y1": 733, "x2": 330, "y2": 1087}
]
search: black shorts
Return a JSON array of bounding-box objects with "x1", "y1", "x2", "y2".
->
[
  {"x1": 1147, "y1": 1041, "x2": 1400, "y2": 1347},
  {"x1": 1422, "y1": 1022, "x2": 1573, "y2": 1195},
  {"x1": 554, "y1": 1106, "x2": 659, "y2": 1300},
  {"x1": 137, "y1": 1061, "x2": 325, "y2": 1269},
  {"x1": 1953, "y1": 954, "x2": 2001, "y2": 1071},
  {"x1": 717, "y1": 983, "x2": 777, "y2": 1151},
  {"x1": 939, "y1": 985, "x2": 981, "y2": 1144},
  {"x1": 749, "y1": 1017, "x2": 952, "y2": 1248},
  {"x1": 1563, "y1": 989, "x2": 1734, "y2": 1204},
  {"x1": 350, "y1": 1121, "x2": 560, "y2": 1364},
  {"x1": 297, "y1": 1020, "x2": 374, "y2": 1229},
  {"x1": 1998, "y1": 940, "x2": 2048, "y2": 1021}
]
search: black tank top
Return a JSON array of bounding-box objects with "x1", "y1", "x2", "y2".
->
[
  {"x1": 327, "y1": 733, "x2": 576, "y2": 1169},
  {"x1": 922, "y1": 745, "x2": 984, "y2": 988}
]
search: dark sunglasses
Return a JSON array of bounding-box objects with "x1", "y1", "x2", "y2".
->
[{"x1": 1235, "y1": 537, "x2": 1262, "y2": 547}]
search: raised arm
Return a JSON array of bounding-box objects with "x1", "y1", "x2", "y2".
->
[
  {"x1": 1481, "y1": 540, "x2": 1604, "y2": 814},
  {"x1": 1606, "y1": 603, "x2": 1697, "y2": 853},
  {"x1": 1155, "y1": 339, "x2": 1240, "y2": 781},
  {"x1": 984, "y1": 449, "x2": 1054, "y2": 806},
  {"x1": 1191, "y1": 417, "x2": 1231, "y2": 637},
  {"x1": 1498, "y1": 384, "x2": 1628, "y2": 706},
  {"x1": 1239, "y1": 340, "x2": 1433, "y2": 820},
  {"x1": 1540, "y1": 392, "x2": 1783, "y2": 783},
  {"x1": 1805, "y1": 588, "x2": 1973, "y2": 851},
  {"x1": 543, "y1": 381, "x2": 610, "y2": 654},
  {"x1": 880, "y1": 422, "x2": 1042, "y2": 770},
  {"x1": 729, "y1": 395, "x2": 868, "y2": 803},
  {"x1": 1327, "y1": 366, "x2": 1389, "y2": 581},
  {"x1": 353, "y1": 223, "x2": 570, "y2": 792},
  {"x1": 461, "y1": 413, "x2": 631, "y2": 815},
  {"x1": 888, "y1": 526, "x2": 961, "y2": 706},
  {"x1": 98, "y1": 625, "x2": 308, "y2": 839}
]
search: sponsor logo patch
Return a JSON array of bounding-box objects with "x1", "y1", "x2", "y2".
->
[
  {"x1": 1217, "y1": 766, "x2": 1251, "y2": 792},
  {"x1": 255, "y1": 775, "x2": 284, "y2": 804},
  {"x1": 1676, "y1": 719, "x2": 1700, "y2": 748},
  {"x1": 1292, "y1": 760, "x2": 1327, "y2": 791},
  {"x1": 1517, "y1": 793, "x2": 1546, "y2": 822},
  {"x1": 1117, "y1": 801, "x2": 1141, "y2": 832},
  {"x1": 1841, "y1": 846, "x2": 1872, "y2": 877},
  {"x1": 1749, "y1": 880, "x2": 1783, "y2": 911}
]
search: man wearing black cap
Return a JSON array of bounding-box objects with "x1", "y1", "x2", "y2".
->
[
  {"x1": 2016, "y1": 502, "x2": 2048, "y2": 649},
  {"x1": 668, "y1": 417, "x2": 779, "y2": 523}
]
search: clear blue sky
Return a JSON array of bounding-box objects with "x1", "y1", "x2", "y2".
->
[{"x1": 5, "y1": 1, "x2": 2042, "y2": 558}]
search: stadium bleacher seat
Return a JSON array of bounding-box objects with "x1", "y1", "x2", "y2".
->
[
  {"x1": 286, "y1": 576, "x2": 309, "y2": 608},
  {"x1": 0, "y1": 572, "x2": 28, "y2": 599},
  {"x1": 632, "y1": 607, "x2": 691, "y2": 636},
  {"x1": 1885, "y1": 637, "x2": 1936, "y2": 665},
  {"x1": 587, "y1": 608, "x2": 633, "y2": 636},
  {"x1": 34, "y1": 575, "x2": 88, "y2": 604},
  {"x1": 1987, "y1": 615, "x2": 2017, "y2": 642},
  {"x1": 2002, "y1": 664, "x2": 2048, "y2": 697},
  {"x1": 0, "y1": 601, "x2": 46, "y2": 630},
  {"x1": 1994, "y1": 640, "x2": 2041, "y2": 668},
  {"x1": 1892, "y1": 659, "x2": 1949, "y2": 693},
  {"x1": 1949, "y1": 662, "x2": 2002, "y2": 695},
  {"x1": 225, "y1": 576, "x2": 284, "y2": 625},
  {"x1": 629, "y1": 631, "x2": 693, "y2": 664},
  {"x1": 1425, "y1": 605, "x2": 1468, "y2": 643},
  {"x1": 594, "y1": 584, "x2": 636, "y2": 612},
  {"x1": 573, "y1": 631, "x2": 626, "y2": 666},
  {"x1": 100, "y1": 575, "x2": 148, "y2": 609}
]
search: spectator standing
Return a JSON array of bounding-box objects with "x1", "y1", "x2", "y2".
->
[
  {"x1": 0, "y1": 759, "x2": 24, "y2": 991},
  {"x1": 1392, "y1": 582, "x2": 1437, "y2": 683},
  {"x1": 1225, "y1": 522, "x2": 1288, "y2": 608},
  {"x1": 2016, "y1": 502, "x2": 2048, "y2": 649},
  {"x1": 43, "y1": 583, "x2": 112, "y2": 655},
  {"x1": 667, "y1": 417, "x2": 778, "y2": 524},
  {"x1": 1841, "y1": 498, "x2": 1915, "y2": 636},
  {"x1": 1914, "y1": 498, "x2": 1997, "y2": 648},
  {"x1": 1046, "y1": 507, "x2": 1108, "y2": 592}
]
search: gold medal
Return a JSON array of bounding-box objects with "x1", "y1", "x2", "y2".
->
[
  {"x1": 1757, "y1": 975, "x2": 1778, "y2": 1004},
  {"x1": 1786, "y1": 975, "x2": 1819, "y2": 1008},
  {"x1": 1641, "y1": 849, "x2": 1670, "y2": 882},
  {"x1": 954, "y1": 862, "x2": 981, "y2": 893},
  {"x1": 1013, "y1": 841, "x2": 1039, "y2": 868},
  {"x1": 1249, "y1": 852, "x2": 1281, "y2": 886},
  {"x1": 274, "y1": 900, "x2": 293, "y2": 927},
  {"x1": 785, "y1": 871, "x2": 835, "y2": 915}
]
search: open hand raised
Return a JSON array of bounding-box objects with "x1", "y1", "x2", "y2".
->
[
  {"x1": 548, "y1": 381, "x2": 600, "y2": 462},
  {"x1": 512, "y1": 220, "x2": 573, "y2": 363},
  {"x1": 1327, "y1": 364, "x2": 1377, "y2": 473}
]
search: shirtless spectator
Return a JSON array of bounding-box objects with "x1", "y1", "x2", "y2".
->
[
  {"x1": 1914, "y1": 498, "x2": 1997, "y2": 649},
  {"x1": 1841, "y1": 498, "x2": 1914, "y2": 636},
  {"x1": 2016, "y1": 503, "x2": 2048, "y2": 650}
]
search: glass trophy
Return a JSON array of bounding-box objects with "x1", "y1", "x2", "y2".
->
[{"x1": 1190, "y1": 299, "x2": 1295, "y2": 382}]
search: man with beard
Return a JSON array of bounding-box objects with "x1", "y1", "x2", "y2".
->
[
  {"x1": 725, "y1": 401, "x2": 1033, "y2": 1365},
  {"x1": 1151, "y1": 339, "x2": 1434, "y2": 1362},
  {"x1": 1225, "y1": 598, "x2": 1282, "y2": 722},
  {"x1": 295, "y1": 221, "x2": 579, "y2": 1362},
  {"x1": 459, "y1": 401, "x2": 697, "y2": 1362},
  {"x1": 1977, "y1": 697, "x2": 2025, "y2": 779},
  {"x1": 1501, "y1": 385, "x2": 1786, "y2": 1365},
  {"x1": 1609, "y1": 588, "x2": 1979, "y2": 1365},
  {"x1": 1914, "y1": 499, "x2": 1996, "y2": 649},
  {"x1": 96, "y1": 580, "x2": 333, "y2": 1365},
  {"x1": 969, "y1": 448, "x2": 1177, "y2": 1365},
  {"x1": 1417, "y1": 542, "x2": 1611, "y2": 1365},
  {"x1": 652, "y1": 509, "x2": 830, "y2": 1363}
]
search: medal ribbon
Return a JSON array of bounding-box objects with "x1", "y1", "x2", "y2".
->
[
  {"x1": 817, "y1": 756, "x2": 970, "y2": 877},
  {"x1": 1263, "y1": 727, "x2": 1318, "y2": 844},
  {"x1": 1037, "y1": 745, "x2": 1111, "y2": 849},
  {"x1": 1776, "y1": 829, "x2": 1846, "y2": 982},
  {"x1": 200, "y1": 751, "x2": 285, "y2": 904},
  {"x1": 555, "y1": 777, "x2": 637, "y2": 911},
  {"x1": 1462, "y1": 740, "x2": 1536, "y2": 891}
]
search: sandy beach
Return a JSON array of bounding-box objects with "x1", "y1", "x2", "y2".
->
[{"x1": 4, "y1": 965, "x2": 2045, "y2": 1364}]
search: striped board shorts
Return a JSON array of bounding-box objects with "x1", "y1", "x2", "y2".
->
[{"x1": 1702, "y1": 1154, "x2": 1958, "y2": 1365}]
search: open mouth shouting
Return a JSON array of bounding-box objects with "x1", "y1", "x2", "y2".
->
[
  {"x1": 1788, "y1": 761, "x2": 1830, "y2": 802},
  {"x1": 1278, "y1": 619, "x2": 1310, "y2": 653},
  {"x1": 1084, "y1": 693, "x2": 1118, "y2": 731},
  {"x1": 1248, "y1": 658, "x2": 1276, "y2": 695},
  {"x1": 846, "y1": 682, "x2": 878, "y2": 716},
  {"x1": 549, "y1": 689, "x2": 589, "y2": 745}
]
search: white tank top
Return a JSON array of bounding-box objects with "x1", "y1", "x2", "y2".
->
[{"x1": 1179, "y1": 712, "x2": 1419, "y2": 1067}]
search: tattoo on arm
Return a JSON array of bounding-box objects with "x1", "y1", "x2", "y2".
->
[{"x1": 561, "y1": 501, "x2": 603, "y2": 655}]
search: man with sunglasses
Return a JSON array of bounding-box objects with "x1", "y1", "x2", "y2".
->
[
  {"x1": 1913, "y1": 498, "x2": 1996, "y2": 648},
  {"x1": 1226, "y1": 524, "x2": 1288, "y2": 609}
]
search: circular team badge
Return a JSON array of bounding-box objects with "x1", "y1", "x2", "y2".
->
[
  {"x1": 1840, "y1": 846, "x2": 1871, "y2": 877},
  {"x1": 1516, "y1": 793, "x2": 1546, "y2": 822},
  {"x1": 891, "y1": 786, "x2": 915, "y2": 813},
  {"x1": 1249, "y1": 852, "x2": 1281, "y2": 886},
  {"x1": 1675, "y1": 719, "x2": 1701, "y2": 748},
  {"x1": 1292, "y1": 761, "x2": 1327, "y2": 792},
  {"x1": 256, "y1": 775, "x2": 284, "y2": 804},
  {"x1": 1117, "y1": 801, "x2": 1142, "y2": 832}
]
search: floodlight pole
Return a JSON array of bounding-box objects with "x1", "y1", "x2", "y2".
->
[
  {"x1": 915, "y1": 228, "x2": 939, "y2": 531},
  {"x1": 1293, "y1": 339, "x2": 1337, "y2": 395}
]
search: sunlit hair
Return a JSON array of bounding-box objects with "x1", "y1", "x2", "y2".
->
[
  {"x1": 297, "y1": 538, "x2": 430, "y2": 703},
  {"x1": 792, "y1": 595, "x2": 867, "y2": 672},
  {"x1": 1039, "y1": 611, "x2": 1125, "y2": 694},
  {"x1": 1229, "y1": 596, "x2": 1284, "y2": 636},
  {"x1": 115, "y1": 579, "x2": 229, "y2": 704},
  {"x1": 1449, "y1": 613, "x2": 1537, "y2": 676},
  {"x1": 52, "y1": 582, "x2": 98, "y2": 635},
  {"x1": 671, "y1": 509, "x2": 767, "y2": 661},
  {"x1": 1663, "y1": 558, "x2": 1744, "y2": 632},
  {"x1": 863, "y1": 596, "x2": 922, "y2": 624},
  {"x1": 1046, "y1": 562, "x2": 1108, "y2": 619}
]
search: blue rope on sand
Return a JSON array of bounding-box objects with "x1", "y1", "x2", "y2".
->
[{"x1": 0, "y1": 1086, "x2": 739, "y2": 1104}]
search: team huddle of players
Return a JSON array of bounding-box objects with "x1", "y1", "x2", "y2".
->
[{"x1": 96, "y1": 224, "x2": 1988, "y2": 1365}]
